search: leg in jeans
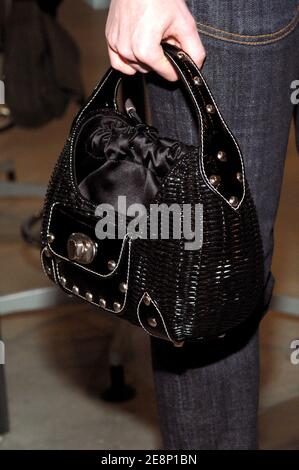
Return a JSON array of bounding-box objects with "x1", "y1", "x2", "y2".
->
[{"x1": 146, "y1": 0, "x2": 299, "y2": 450}]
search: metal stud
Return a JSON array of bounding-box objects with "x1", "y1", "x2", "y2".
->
[
  {"x1": 209, "y1": 174, "x2": 221, "y2": 187},
  {"x1": 44, "y1": 247, "x2": 51, "y2": 258},
  {"x1": 193, "y1": 76, "x2": 201, "y2": 85},
  {"x1": 147, "y1": 317, "x2": 157, "y2": 328},
  {"x1": 47, "y1": 233, "x2": 55, "y2": 243},
  {"x1": 206, "y1": 104, "x2": 215, "y2": 114},
  {"x1": 217, "y1": 150, "x2": 227, "y2": 162},
  {"x1": 113, "y1": 302, "x2": 122, "y2": 313},
  {"x1": 143, "y1": 294, "x2": 151, "y2": 306},
  {"x1": 236, "y1": 172, "x2": 243, "y2": 182},
  {"x1": 99, "y1": 298, "x2": 106, "y2": 309},
  {"x1": 107, "y1": 260, "x2": 116, "y2": 271},
  {"x1": 46, "y1": 266, "x2": 52, "y2": 275},
  {"x1": 85, "y1": 291, "x2": 93, "y2": 302},
  {"x1": 177, "y1": 51, "x2": 185, "y2": 59},
  {"x1": 72, "y1": 285, "x2": 79, "y2": 295},
  {"x1": 119, "y1": 282, "x2": 128, "y2": 293},
  {"x1": 60, "y1": 276, "x2": 66, "y2": 287},
  {"x1": 229, "y1": 196, "x2": 239, "y2": 207}
]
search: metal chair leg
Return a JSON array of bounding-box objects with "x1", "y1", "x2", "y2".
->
[{"x1": 101, "y1": 321, "x2": 136, "y2": 402}]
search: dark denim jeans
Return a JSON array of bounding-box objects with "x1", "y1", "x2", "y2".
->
[{"x1": 146, "y1": 0, "x2": 299, "y2": 450}]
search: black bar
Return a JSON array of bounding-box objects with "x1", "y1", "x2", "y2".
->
[{"x1": 0, "y1": 450, "x2": 299, "y2": 466}]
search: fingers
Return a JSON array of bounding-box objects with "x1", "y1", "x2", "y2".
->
[
  {"x1": 106, "y1": 29, "x2": 152, "y2": 75},
  {"x1": 107, "y1": 45, "x2": 137, "y2": 75},
  {"x1": 131, "y1": 31, "x2": 179, "y2": 81},
  {"x1": 176, "y1": 18, "x2": 206, "y2": 69},
  {"x1": 107, "y1": 31, "x2": 205, "y2": 82},
  {"x1": 107, "y1": 38, "x2": 175, "y2": 80},
  {"x1": 131, "y1": 23, "x2": 205, "y2": 82},
  {"x1": 105, "y1": 0, "x2": 206, "y2": 81},
  {"x1": 148, "y1": 51, "x2": 178, "y2": 81}
]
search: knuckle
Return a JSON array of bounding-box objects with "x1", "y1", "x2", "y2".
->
[
  {"x1": 117, "y1": 46, "x2": 135, "y2": 61},
  {"x1": 125, "y1": 68, "x2": 137, "y2": 76},
  {"x1": 133, "y1": 43, "x2": 150, "y2": 63},
  {"x1": 105, "y1": 27, "x2": 113, "y2": 43},
  {"x1": 198, "y1": 49, "x2": 206, "y2": 62},
  {"x1": 105, "y1": 33, "x2": 118, "y2": 51},
  {"x1": 111, "y1": 60, "x2": 135, "y2": 75},
  {"x1": 107, "y1": 37, "x2": 116, "y2": 51},
  {"x1": 190, "y1": 18, "x2": 198, "y2": 31},
  {"x1": 109, "y1": 56, "x2": 120, "y2": 70},
  {"x1": 180, "y1": 17, "x2": 196, "y2": 33}
]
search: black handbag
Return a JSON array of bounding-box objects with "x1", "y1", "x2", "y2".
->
[{"x1": 41, "y1": 43, "x2": 265, "y2": 347}]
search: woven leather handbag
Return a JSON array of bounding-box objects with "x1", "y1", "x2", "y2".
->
[{"x1": 41, "y1": 43, "x2": 265, "y2": 347}]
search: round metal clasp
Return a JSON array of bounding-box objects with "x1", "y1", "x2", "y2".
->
[{"x1": 67, "y1": 232, "x2": 97, "y2": 265}]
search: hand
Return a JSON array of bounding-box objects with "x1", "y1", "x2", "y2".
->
[{"x1": 105, "y1": 0, "x2": 206, "y2": 81}]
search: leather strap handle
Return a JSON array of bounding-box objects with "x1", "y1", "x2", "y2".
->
[{"x1": 73, "y1": 43, "x2": 240, "y2": 159}]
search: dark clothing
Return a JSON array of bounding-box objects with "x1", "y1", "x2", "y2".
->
[
  {"x1": 147, "y1": 0, "x2": 299, "y2": 449},
  {"x1": 37, "y1": 0, "x2": 62, "y2": 17}
]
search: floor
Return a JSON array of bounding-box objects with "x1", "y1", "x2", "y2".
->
[{"x1": 0, "y1": 0, "x2": 298, "y2": 450}]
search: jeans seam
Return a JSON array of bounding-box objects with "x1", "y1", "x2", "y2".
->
[{"x1": 196, "y1": 4, "x2": 299, "y2": 45}]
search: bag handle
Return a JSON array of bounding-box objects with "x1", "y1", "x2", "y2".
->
[
  {"x1": 75, "y1": 46, "x2": 220, "y2": 126},
  {"x1": 74, "y1": 43, "x2": 233, "y2": 148}
]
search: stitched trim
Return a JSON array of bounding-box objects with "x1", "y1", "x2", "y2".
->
[
  {"x1": 40, "y1": 247, "x2": 58, "y2": 284},
  {"x1": 68, "y1": 72, "x2": 122, "y2": 211},
  {"x1": 46, "y1": 202, "x2": 129, "y2": 279},
  {"x1": 137, "y1": 292, "x2": 174, "y2": 342},
  {"x1": 197, "y1": 5, "x2": 299, "y2": 45},
  {"x1": 53, "y1": 238, "x2": 132, "y2": 315},
  {"x1": 164, "y1": 48, "x2": 245, "y2": 211},
  {"x1": 76, "y1": 69, "x2": 119, "y2": 124}
]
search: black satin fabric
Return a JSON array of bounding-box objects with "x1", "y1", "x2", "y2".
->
[{"x1": 78, "y1": 113, "x2": 193, "y2": 208}]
